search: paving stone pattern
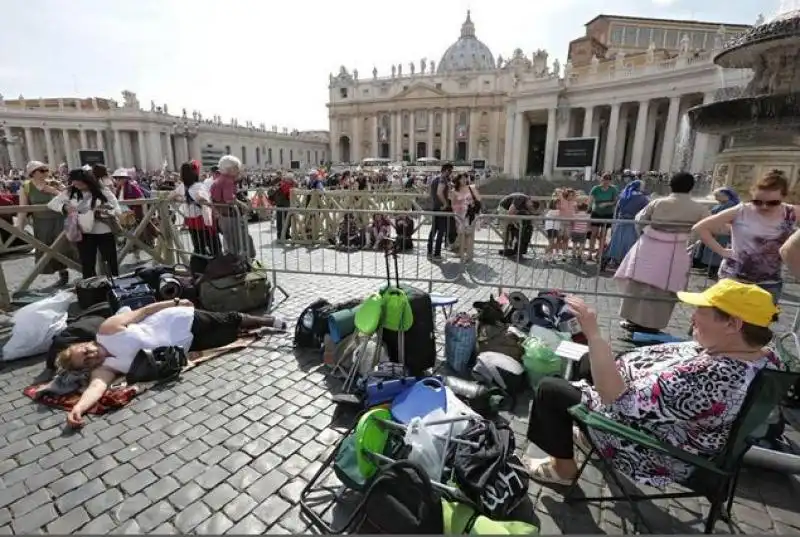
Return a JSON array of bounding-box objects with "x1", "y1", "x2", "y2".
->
[{"x1": 0, "y1": 221, "x2": 799, "y2": 534}]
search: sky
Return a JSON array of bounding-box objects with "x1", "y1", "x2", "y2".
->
[{"x1": 0, "y1": 0, "x2": 773, "y2": 132}]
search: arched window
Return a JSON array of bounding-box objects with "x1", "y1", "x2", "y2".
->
[
  {"x1": 268, "y1": 148, "x2": 273, "y2": 164},
  {"x1": 279, "y1": 148, "x2": 284, "y2": 165},
  {"x1": 458, "y1": 111, "x2": 468, "y2": 126}
]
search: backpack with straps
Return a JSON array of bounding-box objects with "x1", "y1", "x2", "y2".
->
[
  {"x1": 294, "y1": 299, "x2": 332, "y2": 349},
  {"x1": 345, "y1": 459, "x2": 444, "y2": 534}
]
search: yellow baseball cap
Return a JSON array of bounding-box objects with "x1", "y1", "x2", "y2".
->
[{"x1": 677, "y1": 279, "x2": 778, "y2": 327}]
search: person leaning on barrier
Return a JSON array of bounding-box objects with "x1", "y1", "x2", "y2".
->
[
  {"x1": 209, "y1": 155, "x2": 256, "y2": 259},
  {"x1": 427, "y1": 162, "x2": 453, "y2": 260},
  {"x1": 524, "y1": 281, "x2": 781, "y2": 487},
  {"x1": 780, "y1": 228, "x2": 800, "y2": 278},
  {"x1": 16, "y1": 161, "x2": 70, "y2": 286},
  {"x1": 497, "y1": 193, "x2": 538, "y2": 258},
  {"x1": 170, "y1": 161, "x2": 222, "y2": 257},
  {"x1": 47, "y1": 168, "x2": 122, "y2": 279}
]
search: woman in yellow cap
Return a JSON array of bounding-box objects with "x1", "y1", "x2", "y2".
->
[{"x1": 523, "y1": 281, "x2": 780, "y2": 490}]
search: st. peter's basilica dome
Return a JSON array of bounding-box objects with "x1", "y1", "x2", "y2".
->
[{"x1": 437, "y1": 11, "x2": 496, "y2": 74}]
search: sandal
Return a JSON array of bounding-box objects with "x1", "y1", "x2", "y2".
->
[{"x1": 523, "y1": 457, "x2": 575, "y2": 486}]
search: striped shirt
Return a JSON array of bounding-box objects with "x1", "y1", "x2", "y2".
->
[{"x1": 571, "y1": 213, "x2": 591, "y2": 234}]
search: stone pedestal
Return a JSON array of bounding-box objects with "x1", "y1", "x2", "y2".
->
[{"x1": 711, "y1": 133, "x2": 800, "y2": 203}]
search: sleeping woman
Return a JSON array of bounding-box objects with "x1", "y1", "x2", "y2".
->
[{"x1": 55, "y1": 299, "x2": 286, "y2": 428}]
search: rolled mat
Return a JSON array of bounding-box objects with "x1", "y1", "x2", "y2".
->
[
  {"x1": 510, "y1": 309, "x2": 530, "y2": 330},
  {"x1": 508, "y1": 291, "x2": 530, "y2": 311},
  {"x1": 329, "y1": 307, "x2": 358, "y2": 343}
]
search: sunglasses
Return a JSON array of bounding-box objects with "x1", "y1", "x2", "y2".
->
[
  {"x1": 35, "y1": 168, "x2": 49, "y2": 174},
  {"x1": 751, "y1": 199, "x2": 781, "y2": 207}
]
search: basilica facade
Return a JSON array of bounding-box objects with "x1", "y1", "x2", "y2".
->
[
  {"x1": 0, "y1": 92, "x2": 329, "y2": 172},
  {"x1": 327, "y1": 12, "x2": 753, "y2": 176}
]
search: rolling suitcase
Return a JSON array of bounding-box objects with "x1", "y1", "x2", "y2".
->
[{"x1": 379, "y1": 252, "x2": 436, "y2": 376}]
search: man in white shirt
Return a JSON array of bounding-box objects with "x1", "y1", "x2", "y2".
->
[{"x1": 58, "y1": 299, "x2": 285, "y2": 428}]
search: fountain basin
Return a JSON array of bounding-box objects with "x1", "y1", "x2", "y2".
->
[
  {"x1": 715, "y1": 13, "x2": 800, "y2": 68},
  {"x1": 687, "y1": 93, "x2": 800, "y2": 135}
]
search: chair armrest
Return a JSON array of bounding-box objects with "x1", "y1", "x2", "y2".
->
[{"x1": 568, "y1": 404, "x2": 727, "y2": 476}]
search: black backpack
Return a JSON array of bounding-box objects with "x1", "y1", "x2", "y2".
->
[
  {"x1": 345, "y1": 460, "x2": 444, "y2": 534},
  {"x1": 452, "y1": 419, "x2": 529, "y2": 519},
  {"x1": 294, "y1": 299, "x2": 332, "y2": 349}
]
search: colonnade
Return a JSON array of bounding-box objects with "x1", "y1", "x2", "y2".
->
[
  {"x1": 505, "y1": 92, "x2": 721, "y2": 177},
  {"x1": 0, "y1": 123, "x2": 201, "y2": 171}
]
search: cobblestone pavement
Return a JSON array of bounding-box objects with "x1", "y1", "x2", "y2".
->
[{"x1": 0, "y1": 222, "x2": 799, "y2": 534}]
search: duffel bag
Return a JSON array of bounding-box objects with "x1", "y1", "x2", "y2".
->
[
  {"x1": 75, "y1": 276, "x2": 111, "y2": 310},
  {"x1": 199, "y1": 268, "x2": 272, "y2": 312}
]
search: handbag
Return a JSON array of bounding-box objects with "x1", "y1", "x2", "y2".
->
[
  {"x1": 465, "y1": 186, "x2": 482, "y2": 225},
  {"x1": 125, "y1": 346, "x2": 188, "y2": 384},
  {"x1": 445, "y1": 313, "x2": 477, "y2": 375},
  {"x1": 77, "y1": 211, "x2": 95, "y2": 233}
]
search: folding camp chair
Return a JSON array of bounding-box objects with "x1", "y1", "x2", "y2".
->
[
  {"x1": 564, "y1": 332, "x2": 800, "y2": 534},
  {"x1": 299, "y1": 409, "x2": 473, "y2": 534}
]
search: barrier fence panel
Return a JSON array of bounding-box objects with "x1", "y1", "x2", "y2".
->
[
  {"x1": 3, "y1": 193, "x2": 798, "y2": 337},
  {"x1": 160, "y1": 202, "x2": 465, "y2": 297}
]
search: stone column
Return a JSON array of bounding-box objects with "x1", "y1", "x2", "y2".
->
[
  {"x1": 148, "y1": 129, "x2": 163, "y2": 169},
  {"x1": 138, "y1": 131, "x2": 149, "y2": 169},
  {"x1": 427, "y1": 110, "x2": 434, "y2": 159},
  {"x1": 395, "y1": 112, "x2": 402, "y2": 160},
  {"x1": 165, "y1": 133, "x2": 175, "y2": 170},
  {"x1": 408, "y1": 111, "x2": 416, "y2": 161},
  {"x1": 659, "y1": 96, "x2": 682, "y2": 172},
  {"x1": 503, "y1": 106, "x2": 515, "y2": 174},
  {"x1": 371, "y1": 115, "x2": 379, "y2": 157},
  {"x1": 79, "y1": 129, "x2": 88, "y2": 150},
  {"x1": 582, "y1": 106, "x2": 595, "y2": 137},
  {"x1": 44, "y1": 128, "x2": 56, "y2": 168},
  {"x1": 468, "y1": 109, "x2": 478, "y2": 159},
  {"x1": 63, "y1": 129, "x2": 74, "y2": 168},
  {"x1": 489, "y1": 109, "x2": 501, "y2": 167},
  {"x1": 350, "y1": 116, "x2": 360, "y2": 163},
  {"x1": 191, "y1": 135, "x2": 202, "y2": 164},
  {"x1": 96, "y1": 130, "x2": 106, "y2": 161},
  {"x1": 2, "y1": 125, "x2": 19, "y2": 168},
  {"x1": 604, "y1": 103, "x2": 621, "y2": 173},
  {"x1": 441, "y1": 111, "x2": 449, "y2": 161},
  {"x1": 511, "y1": 112, "x2": 526, "y2": 177},
  {"x1": 24, "y1": 127, "x2": 36, "y2": 162},
  {"x1": 113, "y1": 129, "x2": 123, "y2": 168},
  {"x1": 543, "y1": 107, "x2": 558, "y2": 178},
  {"x1": 630, "y1": 100, "x2": 650, "y2": 172},
  {"x1": 691, "y1": 92, "x2": 716, "y2": 173}
]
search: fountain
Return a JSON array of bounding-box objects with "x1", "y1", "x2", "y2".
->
[{"x1": 688, "y1": 6, "x2": 800, "y2": 201}]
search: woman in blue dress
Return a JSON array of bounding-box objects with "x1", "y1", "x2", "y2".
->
[
  {"x1": 692, "y1": 187, "x2": 740, "y2": 277},
  {"x1": 602, "y1": 180, "x2": 649, "y2": 270}
]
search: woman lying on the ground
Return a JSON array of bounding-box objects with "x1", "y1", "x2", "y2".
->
[
  {"x1": 524, "y1": 279, "x2": 781, "y2": 489},
  {"x1": 56, "y1": 299, "x2": 287, "y2": 428}
]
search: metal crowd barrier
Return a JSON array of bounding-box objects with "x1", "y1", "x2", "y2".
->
[{"x1": 2, "y1": 195, "x2": 798, "y2": 336}]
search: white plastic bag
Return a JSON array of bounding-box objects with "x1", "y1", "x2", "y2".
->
[
  {"x1": 2, "y1": 291, "x2": 76, "y2": 361},
  {"x1": 404, "y1": 417, "x2": 444, "y2": 480}
]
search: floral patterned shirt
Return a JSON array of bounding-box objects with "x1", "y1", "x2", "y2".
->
[{"x1": 574, "y1": 341, "x2": 781, "y2": 488}]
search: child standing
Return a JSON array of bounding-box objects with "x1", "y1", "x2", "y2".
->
[
  {"x1": 557, "y1": 189, "x2": 577, "y2": 259},
  {"x1": 570, "y1": 201, "x2": 591, "y2": 262},
  {"x1": 543, "y1": 200, "x2": 560, "y2": 262}
]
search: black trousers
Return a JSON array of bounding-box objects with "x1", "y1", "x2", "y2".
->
[
  {"x1": 275, "y1": 208, "x2": 291, "y2": 240},
  {"x1": 188, "y1": 228, "x2": 222, "y2": 257},
  {"x1": 77, "y1": 232, "x2": 119, "y2": 279},
  {"x1": 427, "y1": 213, "x2": 448, "y2": 256},
  {"x1": 189, "y1": 310, "x2": 242, "y2": 351},
  {"x1": 526, "y1": 356, "x2": 593, "y2": 459},
  {"x1": 504, "y1": 222, "x2": 534, "y2": 256}
]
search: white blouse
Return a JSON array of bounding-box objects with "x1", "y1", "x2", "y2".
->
[{"x1": 47, "y1": 188, "x2": 122, "y2": 234}]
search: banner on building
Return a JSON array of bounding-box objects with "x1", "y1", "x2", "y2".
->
[
  {"x1": 78, "y1": 150, "x2": 105, "y2": 167},
  {"x1": 555, "y1": 137, "x2": 598, "y2": 170}
]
